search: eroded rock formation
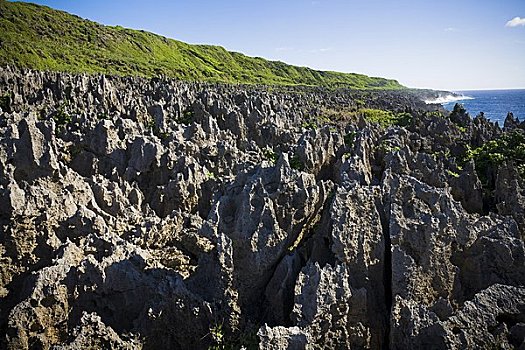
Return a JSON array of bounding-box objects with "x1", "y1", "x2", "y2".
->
[{"x1": 0, "y1": 67, "x2": 524, "y2": 349}]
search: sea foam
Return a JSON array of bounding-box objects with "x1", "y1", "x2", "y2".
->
[{"x1": 424, "y1": 95, "x2": 474, "y2": 105}]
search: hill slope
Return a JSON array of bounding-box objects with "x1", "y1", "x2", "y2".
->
[{"x1": 0, "y1": 0, "x2": 404, "y2": 89}]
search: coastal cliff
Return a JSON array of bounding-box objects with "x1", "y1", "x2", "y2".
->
[{"x1": 0, "y1": 67, "x2": 524, "y2": 349}]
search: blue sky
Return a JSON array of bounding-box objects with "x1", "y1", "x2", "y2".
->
[{"x1": 16, "y1": 0, "x2": 525, "y2": 90}]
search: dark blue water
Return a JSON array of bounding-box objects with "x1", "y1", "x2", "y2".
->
[{"x1": 442, "y1": 89, "x2": 525, "y2": 125}]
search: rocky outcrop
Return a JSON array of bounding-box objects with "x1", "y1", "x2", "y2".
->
[
  {"x1": 386, "y1": 174, "x2": 525, "y2": 349},
  {"x1": 1, "y1": 67, "x2": 524, "y2": 349},
  {"x1": 504, "y1": 112, "x2": 520, "y2": 130},
  {"x1": 496, "y1": 163, "x2": 525, "y2": 240}
]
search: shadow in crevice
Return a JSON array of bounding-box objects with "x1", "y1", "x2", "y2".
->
[
  {"x1": 63, "y1": 255, "x2": 214, "y2": 350},
  {"x1": 261, "y1": 189, "x2": 337, "y2": 328},
  {"x1": 375, "y1": 191, "x2": 392, "y2": 350}
]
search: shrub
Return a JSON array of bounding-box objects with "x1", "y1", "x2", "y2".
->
[
  {"x1": 361, "y1": 109, "x2": 412, "y2": 127},
  {"x1": 53, "y1": 103, "x2": 72, "y2": 125},
  {"x1": 301, "y1": 120, "x2": 317, "y2": 130},
  {"x1": 209, "y1": 323, "x2": 224, "y2": 350},
  {"x1": 394, "y1": 112, "x2": 412, "y2": 127},
  {"x1": 207, "y1": 323, "x2": 258, "y2": 350},
  {"x1": 0, "y1": 93, "x2": 11, "y2": 112},
  {"x1": 344, "y1": 131, "x2": 356, "y2": 147},
  {"x1": 176, "y1": 108, "x2": 194, "y2": 125},
  {"x1": 263, "y1": 149, "x2": 279, "y2": 164},
  {"x1": 465, "y1": 129, "x2": 525, "y2": 181},
  {"x1": 290, "y1": 154, "x2": 304, "y2": 171}
]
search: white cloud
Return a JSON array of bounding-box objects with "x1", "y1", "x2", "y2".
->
[
  {"x1": 506, "y1": 17, "x2": 525, "y2": 27},
  {"x1": 275, "y1": 47, "x2": 294, "y2": 52},
  {"x1": 445, "y1": 27, "x2": 457, "y2": 32},
  {"x1": 308, "y1": 48, "x2": 332, "y2": 53}
]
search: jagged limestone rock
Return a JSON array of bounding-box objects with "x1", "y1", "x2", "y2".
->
[
  {"x1": 0, "y1": 67, "x2": 524, "y2": 349},
  {"x1": 385, "y1": 174, "x2": 525, "y2": 349}
]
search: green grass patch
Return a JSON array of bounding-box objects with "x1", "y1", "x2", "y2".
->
[{"x1": 361, "y1": 109, "x2": 412, "y2": 127}]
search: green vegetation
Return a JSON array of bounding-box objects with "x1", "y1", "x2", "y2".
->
[
  {"x1": 208, "y1": 323, "x2": 258, "y2": 350},
  {"x1": 318, "y1": 107, "x2": 357, "y2": 124},
  {"x1": 67, "y1": 143, "x2": 83, "y2": 161},
  {"x1": 290, "y1": 155, "x2": 305, "y2": 171},
  {"x1": 361, "y1": 109, "x2": 412, "y2": 127},
  {"x1": 377, "y1": 140, "x2": 401, "y2": 154},
  {"x1": 446, "y1": 169, "x2": 460, "y2": 178},
  {"x1": 465, "y1": 129, "x2": 525, "y2": 181},
  {"x1": 263, "y1": 148, "x2": 279, "y2": 164},
  {"x1": 37, "y1": 101, "x2": 73, "y2": 125},
  {"x1": 0, "y1": 92, "x2": 10, "y2": 112},
  {"x1": 344, "y1": 131, "x2": 357, "y2": 147},
  {"x1": 354, "y1": 99, "x2": 366, "y2": 108},
  {"x1": 425, "y1": 111, "x2": 446, "y2": 119},
  {"x1": 0, "y1": 1, "x2": 405, "y2": 89},
  {"x1": 301, "y1": 120, "x2": 318, "y2": 130},
  {"x1": 209, "y1": 324, "x2": 225, "y2": 350},
  {"x1": 145, "y1": 118, "x2": 156, "y2": 131},
  {"x1": 300, "y1": 114, "x2": 334, "y2": 130},
  {"x1": 176, "y1": 108, "x2": 194, "y2": 125},
  {"x1": 53, "y1": 103, "x2": 72, "y2": 125},
  {"x1": 456, "y1": 125, "x2": 467, "y2": 133},
  {"x1": 97, "y1": 112, "x2": 109, "y2": 120}
]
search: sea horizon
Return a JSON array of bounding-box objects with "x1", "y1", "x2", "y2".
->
[
  {"x1": 453, "y1": 87, "x2": 525, "y2": 92},
  {"x1": 440, "y1": 89, "x2": 525, "y2": 124}
]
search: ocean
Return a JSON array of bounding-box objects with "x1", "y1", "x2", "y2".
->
[{"x1": 432, "y1": 89, "x2": 525, "y2": 125}]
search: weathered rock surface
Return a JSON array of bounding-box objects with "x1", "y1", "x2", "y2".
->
[{"x1": 1, "y1": 67, "x2": 524, "y2": 349}]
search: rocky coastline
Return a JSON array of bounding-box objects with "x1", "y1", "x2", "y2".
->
[{"x1": 0, "y1": 67, "x2": 524, "y2": 349}]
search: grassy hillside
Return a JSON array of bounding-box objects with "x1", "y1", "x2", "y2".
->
[{"x1": 0, "y1": 0, "x2": 404, "y2": 89}]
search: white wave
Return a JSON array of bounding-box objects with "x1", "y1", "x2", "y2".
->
[{"x1": 424, "y1": 95, "x2": 474, "y2": 104}]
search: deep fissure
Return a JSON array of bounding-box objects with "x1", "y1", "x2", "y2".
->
[{"x1": 378, "y1": 198, "x2": 392, "y2": 350}]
